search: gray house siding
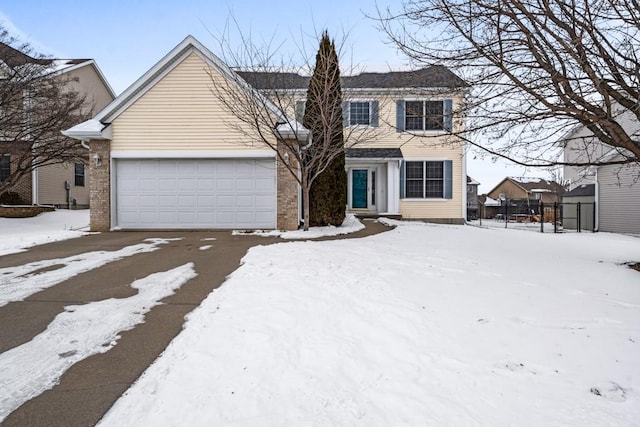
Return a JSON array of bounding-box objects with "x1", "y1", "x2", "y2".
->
[{"x1": 598, "y1": 163, "x2": 640, "y2": 234}]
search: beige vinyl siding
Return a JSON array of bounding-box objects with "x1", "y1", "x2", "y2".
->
[
  {"x1": 65, "y1": 65, "x2": 114, "y2": 114},
  {"x1": 598, "y1": 163, "x2": 640, "y2": 234},
  {"x1": 344, "y1": 94, "x2": 465, "y2": 149},
  {"x1": 399, "y1": 149, "x2": 464, "y2": 220},
  {"x1": 111, "y1": 53, "x2": 274, "y2": 152},
  {"x1": 37, "y1": 162, "x2": 89, "y2": 207}
]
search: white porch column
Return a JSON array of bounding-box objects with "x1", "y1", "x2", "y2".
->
[{"x1": 386, "y1": 161, "x2": 400, "y2": 214}]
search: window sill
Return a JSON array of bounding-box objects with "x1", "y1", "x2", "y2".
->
[
  {"x1": 401, "y1": 198, "x2": 450, "y2": 202},
  {"x1": 402, "y1": 130, "x2": 448, "y2": 135}
]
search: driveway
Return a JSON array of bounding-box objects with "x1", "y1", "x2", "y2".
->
[{"x1": 0, "y1": 221, "x2": 389, "y2": 427}]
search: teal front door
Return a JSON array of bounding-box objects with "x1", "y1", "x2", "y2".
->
[{"x1": 352, "y1": 169, "x2": 368, "y2": 209}]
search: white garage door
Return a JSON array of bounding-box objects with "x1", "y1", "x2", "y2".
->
[{"x1": 115, "y1": 159, "x2": 276, "y2": 229}]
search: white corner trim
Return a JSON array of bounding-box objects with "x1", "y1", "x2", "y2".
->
[{"x1": 110, "y1": 150, "x2": 276, "y2": 159}]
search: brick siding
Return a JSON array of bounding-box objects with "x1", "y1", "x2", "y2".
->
[
  {"x1": 276, "y1": 141, "x2": 300, "y2": 230},
  {"x1": 89, "y1": 140, "x2": 111, "y2": 231}
]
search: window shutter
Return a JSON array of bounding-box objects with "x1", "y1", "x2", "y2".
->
[
  {"x1": 444, "y1": 99, "x2": 453, "y2": 132},
  {"x1": 295, "y1": 101, "x2": 305, "y2": 123},
  {"x1": 444, "y1": 160, "x2": 453, "y2": 199},
  {"x1": 396, "y1": 100, "x2": 405, "y2": 132},
  {"x1": 400, "y1": 160, "x2": 406, "y2": 198},
  {"x1": 342, "y1": 101, "x2": 349, "y2": 127},
  {"x1": 370, "y1": 101, "x2": 379, "y2": 127}
]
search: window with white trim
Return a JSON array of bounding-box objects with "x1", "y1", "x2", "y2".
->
[
  {"x1": 344, "y1": 101, "x2": 379, "y2": 127},
  {"x1": 406, "y1": 101, "x2": 444, "y2": 131},
  {"x1": 396, "y1": 99, "x2": 453, "y2": 132},
  {"x1": 401, "y1": 160, "x2": 453, "y2": 199}
]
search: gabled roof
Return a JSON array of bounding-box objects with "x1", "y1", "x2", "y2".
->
[
  {"x1": 0, "y1": 42, "x2": 115, "y2": 99},
  {"x1": 0, "y1": 41, "x2": 52, "y2": 67},
  {"x1": 66, "y1": 35, "x2": 307, "y2": 142},
  {"x1": 237, "y1": 65, "x2": 469, "y2": 90},
  {"x1": 488, "y1": 176, "x2": 564, "y2": 196}
]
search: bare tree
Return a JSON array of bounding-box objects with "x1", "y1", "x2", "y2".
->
[
  {"x1": 376, "y1": 0, "x2": 640, "y2": 168},
  {"x1": 208, "y1": 26, "x2": 382, "y2": 230},
  {"x1": 0, "y1": 27, "x2": 90, "y2": 198}
]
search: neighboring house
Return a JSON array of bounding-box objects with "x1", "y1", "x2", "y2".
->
[
  {"x1": 477, "y1": 194, "x2": 501, "y2": 219},
  {"x1": 487, "y1": 177, "x2": 564, "y2": 216},
  {"x1": 561, "y1": 109, "x2": 640, "y2": 234},
  {"x1": 0, "y1": 42, "x2": 115, "y2": 207},
  {"x1": 64, "y1": 36, "x2": 469, "y2": 231},
  {"x1": 466, "y1": 176, "x2": 479, "y2": 220}
]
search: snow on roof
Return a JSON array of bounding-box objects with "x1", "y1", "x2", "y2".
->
[
  {"x1": 467, "y1": 176, "x2": 480, "y2": 185},
  {"x1": 63, "y1": 119, "x2": 111, "y2": 141},
  {"x1": 510, "y1": 176, "x2": 543, "y2": 184},
  {"x1": 483, "y1": 196, "x2": 501, "y2": 206},
  {"x1": 530, "y1": 188, "x2": 551, "y2": 193}
]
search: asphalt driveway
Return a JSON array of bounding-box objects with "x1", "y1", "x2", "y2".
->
[{"x1": 0, "y1": 221, "x2": 389, "y2": 427}]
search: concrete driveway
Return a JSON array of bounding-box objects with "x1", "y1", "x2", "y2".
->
[{"x1": 0, "y1": 221, "x2": 389, "y2": 427}]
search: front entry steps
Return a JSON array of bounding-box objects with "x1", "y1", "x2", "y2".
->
[{"x1": 351, "y1": 212, "x2": 402, "y2": 221}]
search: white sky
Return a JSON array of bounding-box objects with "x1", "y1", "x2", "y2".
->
[{"x1": 0, "y1": 2, "x2": 538, "y2": 192}]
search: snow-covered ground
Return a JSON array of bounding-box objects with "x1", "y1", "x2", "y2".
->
[
  {"x1": 96, "y1": 222, "x2": 640, "y2": 426},
  {"x1": 0, "y1": 209, "x2": 90, "y2": 256},
  {"x1": 234, "y1": 213, "x2": 365, "y2": 239}
]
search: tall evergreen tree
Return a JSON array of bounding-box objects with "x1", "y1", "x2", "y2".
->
[{"x1": 303, "y1": 32, "x2": 346, "y2": 226}]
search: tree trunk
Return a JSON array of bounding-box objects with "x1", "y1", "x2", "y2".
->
[{"x1": 302, "y1": 178, "x2": 310, "y2": 231}]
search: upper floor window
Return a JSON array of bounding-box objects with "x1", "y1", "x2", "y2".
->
[
  {"x1": 396, "y1": 99, "x2": 453, "y2": 132},
  {"x1": 345, "y1": 101, "x2": 379, "y2": 127},
  {"x1": 74, "y1": 163, "x2": 85, "y2": 187},
  {"x1": 0, "y1": 156, "x2": 10, "y2": 182},
  {"x1": 295, "y1": 100, "x2": 379, "y2": 127}
]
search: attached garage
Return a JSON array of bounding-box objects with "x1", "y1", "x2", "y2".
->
[
  {"x1": 114, "y1": 158, "x2": 276, "y2": 229},
  {"x1": 64, "y1": 36, "x2": 302, "y2": 231}
]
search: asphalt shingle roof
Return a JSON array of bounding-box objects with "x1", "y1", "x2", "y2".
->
[
  {"x1": 346, "y1": 148, "x2": 404, "y2": 159},
  {"x1": 237, "y1": 65, "x2": 469, "y2": 90},
  {"x1": 564, "y1": 184, "x2": 595, "y2": 197}
]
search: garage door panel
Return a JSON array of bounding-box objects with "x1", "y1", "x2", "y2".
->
[
  {"x1": 116, "y1": 159, "x2": 276, "y2": 229},
  {"x1": 236, "y1": 195, "x2": 254, "y2": 207},
  {"x1": 237, "y1": 178, "x2": 254, "y2": 190}
]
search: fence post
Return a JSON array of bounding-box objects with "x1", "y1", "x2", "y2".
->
[
  {"x1": 505, "y1": 199, "x2": 509, "y2": 229},
  {"x1": 577, "y1": 202, "x2": 581, "y2": 233},
  {"x1": 540, "y1": 201, "x2": 544, "y2": 233},
  {"x1": 554, "y1": 202, "x2": 558, "y2": 233}
]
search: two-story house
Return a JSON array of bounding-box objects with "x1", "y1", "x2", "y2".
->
[
  {"x1": 240, "y1": 66, "x2": 470, "y2": 224},
  {"x1": 64, "y1": 35, "x2": 468, "y2": 231},
  {"x1": 0, "y1": 42, "x2": 115, "y2": 208}
]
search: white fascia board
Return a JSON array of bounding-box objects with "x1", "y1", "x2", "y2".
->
[
  {"x1": 62, "y1": 119, "x2": 111, "y2": 141},
  {"x1": 110, "y1": 150, "x2": 276, "y2": 159},
  {"x1": 274, "y1": 122, "x2": 310, "y2": 142},
  {"x1": 345, "y1": 158, "x2": 400, "y2": 162}
]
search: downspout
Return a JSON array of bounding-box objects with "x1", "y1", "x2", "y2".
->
[
  {"x1": 462, "y1": 146, "x2": 467, "y2": 222},
  {"x1": 31, "y1": 168, "x2": 38, "y2": 205},
  {"x1": 594, "y1": 168, "x2": 599, "y2": 232}
]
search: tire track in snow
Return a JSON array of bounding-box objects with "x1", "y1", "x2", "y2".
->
[
  {"x1": 0, "y1": 263, "x2": 197, "y2": 422},
  {"x1": 0, "y1": 238, "x2": 180, "y2": 307}
]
